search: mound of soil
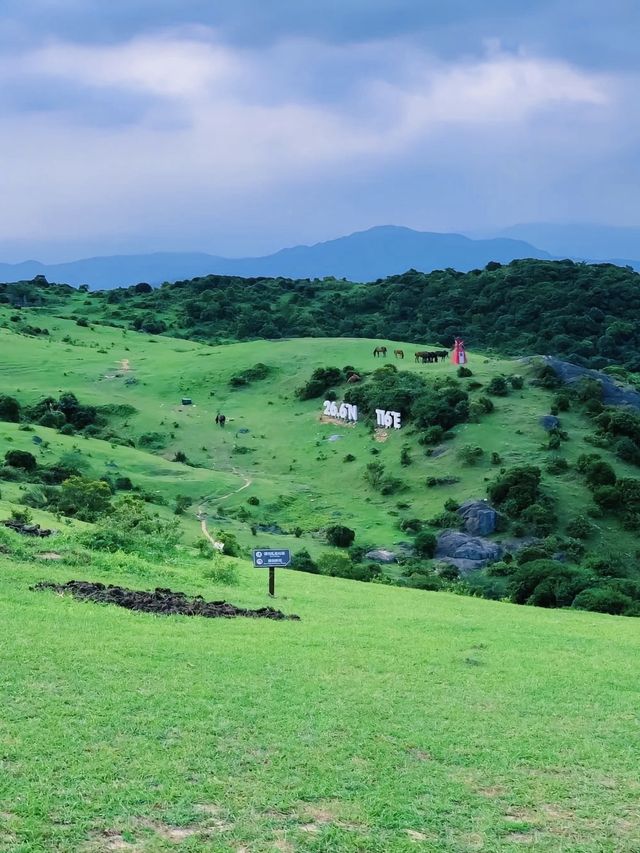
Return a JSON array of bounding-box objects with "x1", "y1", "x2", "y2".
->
[{"x1": 32, "y1": 581, "x2": 300, "y2": 620}]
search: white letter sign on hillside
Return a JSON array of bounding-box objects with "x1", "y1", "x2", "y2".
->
[
  {"x1": 375, "y1": 409, "x2": 401, "y2": 429},
  {"x1": 322, "y1": 400, "x2": 358, "y2": 422}
]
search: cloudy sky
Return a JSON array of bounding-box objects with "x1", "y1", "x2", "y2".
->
[{"x1": 0, "y1": 0, "x2": 638, "y2": 261}]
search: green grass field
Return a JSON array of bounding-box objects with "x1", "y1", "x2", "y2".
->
[
  {"x1": 2, "y1": 545, "x2": 640, "y2": 853},
  {"x1": 2, "y1": 307, "x2": 640, "y2": 851},
  {"x1": 1, "y1": 306, "x2": 638, "y2": 558}
]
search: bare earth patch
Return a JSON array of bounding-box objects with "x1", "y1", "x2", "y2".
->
[
  {"x1": 93, "y1": 830, "x2": 137, "y2": 852},
  {"x1": 374, "y1": 428, "x2": 389, "y2": 442},
  {"x1": 319, "y1": 414, "x2": 356, "y2": 428},
  {"x1": 35, "y1": 551, "x2": 62, "y2": 560}
]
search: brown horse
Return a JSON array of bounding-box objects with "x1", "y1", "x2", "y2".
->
[
  {"x1": 373, "y1": 346, "x2": 387, "y2": 357},
  {"x1": 394, "y1": 349, "x2": 404, "y2": 359}
]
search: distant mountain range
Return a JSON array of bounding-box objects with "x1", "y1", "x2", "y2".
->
[
  {"x1": 0, "y1": 224, "x2": 637, "y2": 290},
  {"x1": 0, "y1": 226, "x2": 553, "y2": 289}
]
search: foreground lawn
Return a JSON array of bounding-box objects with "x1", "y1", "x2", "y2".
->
[{"x1": 1, "y1": 553, "x2": 639, "y2": 852}]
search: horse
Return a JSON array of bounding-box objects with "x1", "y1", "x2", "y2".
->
[
  {"x1": 373, "y1": 346, "x2": 387, "y2": 357},
  {"x1": 438, "y1": 350, "x2": 448, "y2": 362},
  {"x1": 394, "y1": 349, "x2": 404, "y2": 359},
  {"x1": 347, "y1": 372, "x2": 361, "y2": 383}
]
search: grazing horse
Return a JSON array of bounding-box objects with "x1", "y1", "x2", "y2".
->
[
  {"x1": 373, "y1": 346, "x2": 387, "y2": 357},
  {"x1": 438, "y1": 350, "x2": 448, "y2": 362},
  {"x1": 394, "y1": 349, "x2": 404, "y2": 359}
]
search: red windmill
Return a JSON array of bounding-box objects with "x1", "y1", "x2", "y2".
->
[{"x1": 452, "y1": 337, "x2": 467, "y2": 365}]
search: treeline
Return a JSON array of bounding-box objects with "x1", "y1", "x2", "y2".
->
[{"x1": 87, "y1": 259, "x2": 640, "y2": 369}]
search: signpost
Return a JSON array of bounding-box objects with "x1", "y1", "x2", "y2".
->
[{"x1": 252, "y1": 549, "x2": 291, "y2": 597}]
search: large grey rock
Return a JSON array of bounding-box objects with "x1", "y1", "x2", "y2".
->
[
  {"x1": 535, "y1": 356, "x2": 640, "y2": 410},
  {"x1": 435, "y1": 530, "x2": 502, "y2": 574},
  {"x1": 539, "y1": 415, "x2": 560, "y2": 431},
  {"x1": 365, "y1": 549, "x2": 397, "y2": 564},
  {"x1": 457, "y1": 499, "x2": 498, "y2": 536}
]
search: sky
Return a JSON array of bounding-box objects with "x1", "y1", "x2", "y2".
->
[{"x1": 0, "y1": 0, "x2": 638, "y2": 261}]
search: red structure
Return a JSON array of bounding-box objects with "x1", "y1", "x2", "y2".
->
[{"x1": 452, "y1": 337, "x2": 467, "y2": 365}]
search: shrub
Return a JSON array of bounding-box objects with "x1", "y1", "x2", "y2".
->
[
  {"x1": 400, "y1": 445, "x2": 412, "y2": 466},
  {"x1": 414, "y1": 531, "x2": 437, "y2": 558},
  {"x1": 217, "y1": 531, "x2": 241, "y2": 557},
  {"x1": 487, "y1": 465, "x2": 541, "y2": 516},
  {"x1": 399, "y1": 518, "x2": 423, "y2": 533},
  {"x1": 325, "y1": 524, "x2": 356, "y2": 548},
  {"x1": 290, "y1": 548, "x2": 319, "y2": 574},
  {"x1": 509, "y1": 375, "x2": 524, "y2": 389},
  {"x1": 565, "y1": 516, "x2": 594, "y2": 539},
  {"x1": 508, "y1": 559, "x2": 590, "y2": 608},
  {"x1": 247, "y1": 495, "x2": 260, "y2": 505},
  {"x1": 0, "y1": 395, "x2": 21, "y2": 422},
  {"x1": 419, "y1": 425, "x2": 445, "y2": 445},
  {"x1": 457, "y1": 366, "x2": 473, "y2": 378},
  {"x1": 572, "y1": 586, "x2": 634, "y2": 615},
  {"x1": 59, "y1": 476, "x2": 113, "y2": 521},
  {"x1": 317, "y1": 552, "x2": 357, "y2": 579},
  {"x1": 174, "y1": 494, "x2": 193, "y2": 515},
  {"x1": 487, "y1": 376, "x2": 509, "y2": 396},
  {"x1": 490, "y1": 452, "x2": 502, "y2": 465},
  {"x1": 343, "y1": 453, "x2": 356, "y2": 462},
  {"x1": 546, "y1": 457, "x2": 569, "y2": 474},
  {"x1": 4, "y1": 450, "x2": 37, "y2": 472},
  {"x1": 173, "y1": 450, "x2": 188, "y2": 464},
  {"x1": 456, "y1": 444, "x2": 484, "y2": 465},
  {"x1": 584, "y1": 460, "x2": 617, "y2": 489},
  {"x1": 115, "y1": 476, "x2": 133, "y2": 490}
]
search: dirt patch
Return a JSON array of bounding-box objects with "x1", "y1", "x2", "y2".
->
[
  {"x1": 404, "y1": 829, "x2": 431, "y2": 842},
  {"x1": 319, "y1": 415, "x2": 356, "y2": 428},
  {"x1": 33, "y1": 581, "x2": 301, "y2": 620},
  {"x1": 138, "y1": 820, "x2": 198, "y2": 842},
  {"x1": 93, "y1": 830, "x2": 136, "y2": 851},
  {"x1": 374, "y1": 428, "x2": 389, "y2": 442},
  {"x1": 36, "y1": 551, "x2": 63, "y2": 560}
]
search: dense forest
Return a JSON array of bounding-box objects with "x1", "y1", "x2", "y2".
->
[{"x1": 3, "y1": 259, "x2": 640, "y2": 370}]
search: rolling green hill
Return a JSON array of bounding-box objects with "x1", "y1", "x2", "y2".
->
[{"x1": 2, "y1": 300, "x2": 640, "y2": 849}]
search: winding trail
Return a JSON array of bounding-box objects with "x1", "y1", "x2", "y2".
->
[{"x1": 196, "y1": 468, "x2": 253, "y2": 546}]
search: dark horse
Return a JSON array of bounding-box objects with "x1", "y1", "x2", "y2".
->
[
  {"x1": 415, "y1": 350, "x2": 448, "y2": 364},
  {"x1": 373, "y1": 346, "x2": 388, "y2": 357},
  {"x1": 394, "y1": 349, "x2": 404, "y2": 359}
]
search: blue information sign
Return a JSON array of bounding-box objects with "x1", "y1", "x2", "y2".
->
[{"x1": 253, "y1": 549, "x2": 291, "y2": 568}]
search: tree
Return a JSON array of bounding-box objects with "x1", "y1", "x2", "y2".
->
[
  {"x1": 4, "y1": 450, "x2": 36, "y2": 472},
  {"x1": 414, "y1": 531, "x2": 437, "y2": 558},
  {"x1": 0, "y1": 395, "x2": 21, "y2": 422},
  {"x1": 325, "y1": 525, "x2": 356, "y2": 548},
  {"x1": 59, "y1": 476, "x2": 112, "y2": 521}
]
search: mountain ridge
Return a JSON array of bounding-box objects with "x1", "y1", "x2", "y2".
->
[{"x1": 0, "y1": 225, "x2": 552, "y2": 289}]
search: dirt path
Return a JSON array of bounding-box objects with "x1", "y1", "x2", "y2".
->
[{"x1": 196, "y1": 469, "x2": 253, "y2": 547}]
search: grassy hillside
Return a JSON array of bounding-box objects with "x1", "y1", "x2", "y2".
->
[
  {"x1": 2, "y1": 540, "x2": 640, "y2": 852},
  {"x1": 2, "y1": 302, "x2": 640, "y2": 850},
  {"x1": 6, "y1": 259, "x2": 639, "y2": 371},
  {"x1": 0, "y1": 309, "x2": 634, "y2": 550}
]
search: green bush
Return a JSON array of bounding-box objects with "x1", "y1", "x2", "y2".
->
[
  {"x1": 4, "y1": 450, "x2": 36, "y2": 472},
  {"x1": 325, "y1": 524, "x2": 356, "y2": 548},
  {"x1": 457, "y1": 366, "x2": 473, "y2": 378},
  {"x1": 414, "y1": 531, "x2": 437, "y2": 558},
  {"x1": 572, "y1": 586, "x2": 634, "y2": 615},
  {"x1": 508, "y1": 559, "x2": 590, "y2": 608},
  {"x1": 456, "y1": 444, "x2": 484, "y2": 466},
  {"x1": 487, "y1": 465, "x2": 541, "y2": 516},
  {"x1": 0, "y1": 395, "x2": 21, "y2": 422},
  {"x1": 565, "y1": 516, "x2": 594, "y2": 539},
  {"x1": 487, "y1": 376, "x2": 509, "y2": 396},
  {"x1": 290, "y1": 548, "x2": 319, "y2": 574}
]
